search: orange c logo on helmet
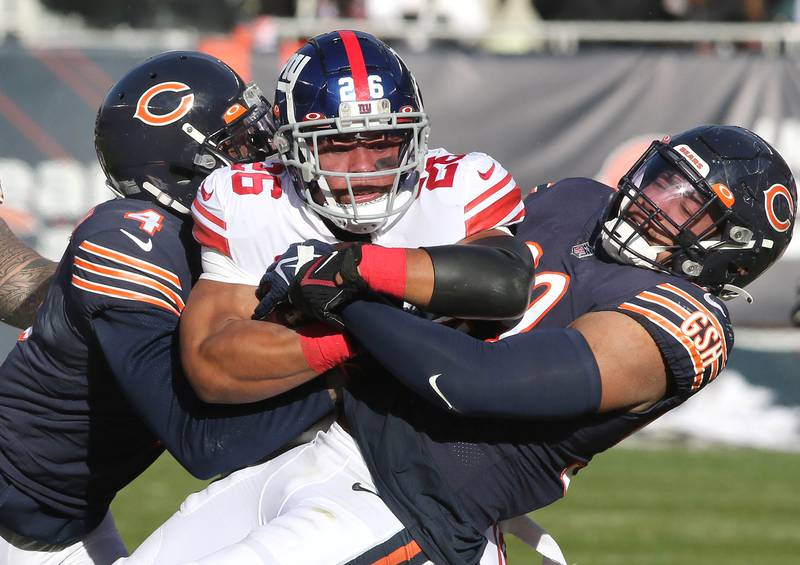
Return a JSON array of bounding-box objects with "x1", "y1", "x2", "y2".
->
[
  {"x1": 764, "y1": 183, "x2": 795, "y2": 232},
  {"x1": 711, "y1": 183, "x2": 735, "y2": 208},
  {"x1": 134, "y1": 81, "x2": 194, "y2": 126}
]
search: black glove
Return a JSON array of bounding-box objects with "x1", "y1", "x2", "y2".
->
[
  {"x1": 288, "y1": 244, "x2": 368, "y2": 328},
  {"x1": 253, "y1": 239, "x2": 335, "y2": 321}
]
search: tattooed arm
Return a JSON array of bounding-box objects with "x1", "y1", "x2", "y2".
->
[{"x1": 0, "y1": 217, "x2": 56, "y2": 328}]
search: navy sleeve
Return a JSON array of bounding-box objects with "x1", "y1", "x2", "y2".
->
[
  {"x1": 341, "y1": 301, "x2": 601, "y2": 420},
  {"x1": 92, "y1": 307, "x2": 334, "y2": 479}
]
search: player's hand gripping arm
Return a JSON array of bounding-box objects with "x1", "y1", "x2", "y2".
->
[
  {"x1": 339, "y1": 301, "x2": 667, "y2": 418},
  {"x1": 0, "y1": 214, "x2": 56, "y2": 328},
  {"x1": 266, "y1": 230, "x2": 535, "y2": 328}
]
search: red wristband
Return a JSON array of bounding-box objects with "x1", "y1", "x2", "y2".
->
[
  {"x1": 299, "y1": 324, "x2": 356, "y2": 374},
  {"x1": 358, "y1": 245, "x2": 407, "y2": 300}
]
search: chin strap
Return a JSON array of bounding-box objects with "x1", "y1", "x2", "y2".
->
[
  {"x1": 142, "y1": 181, "x2": 191, "y2": 215},
  {"x1": 719, "y1": 284, "x2": 754, "y2": 303}
]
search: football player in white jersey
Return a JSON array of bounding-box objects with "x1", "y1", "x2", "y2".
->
[
  {"x1": 180, "y1": 30, "x2": 530, "y2": 406},
  {"x1": 121, "y1": 31, "x2": 550, "y2": 565}
]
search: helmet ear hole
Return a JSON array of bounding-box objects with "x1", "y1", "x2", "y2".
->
[{"x1": 169, "y1": 164, "x2": 198, "y2": 183}]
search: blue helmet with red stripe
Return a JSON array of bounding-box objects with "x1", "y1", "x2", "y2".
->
[{"x1": 273, "y1": 30, "x2": 430, "y2": 233}]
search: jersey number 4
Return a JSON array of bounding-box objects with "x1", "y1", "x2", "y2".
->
[{"x1": 124, "y1": 210, "x2": 164, "y2": 236}]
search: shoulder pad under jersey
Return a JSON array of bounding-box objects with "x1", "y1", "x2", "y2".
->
[
  {"x1": 70, "y1": 200, "x2": 191, "y2": 317},
  {"x1": 421, "y1": 149, "x2": 524, "y2": 237},
  {"x1": 191, "y1": 160, "x2": 288, "y2": 259}
]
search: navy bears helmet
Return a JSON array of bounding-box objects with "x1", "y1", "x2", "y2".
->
[
  {"x1": 95, "y1": 51, "x2": 274, "y2": 215},
  {"x1": 272, "y1": 30, "x2": 430, "y2": 233},
  {"x1": 601, "y1": 125, "x2": 797, "y2": 297}
]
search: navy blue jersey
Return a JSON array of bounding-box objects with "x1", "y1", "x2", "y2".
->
[
  {"x1": 0, "y1": 199, "x2": 333, "y2": 544},
  {"x1": 344, "y1": 178, "x2": 734, "y2": 563}
]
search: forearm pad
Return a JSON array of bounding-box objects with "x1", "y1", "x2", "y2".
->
[
  {"x1": 341, "y1": 301, "x2": 601, "y2": 420},
  {"x1": 424, "y1": 235, "x2": 534, "y2": 319}
]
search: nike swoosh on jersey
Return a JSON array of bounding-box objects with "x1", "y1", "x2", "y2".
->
[
  {"x1": 119, "y1": 229, "x2": 153, "y2": 252},
  {"x1": 428, "y1": 373, "x2": 454, "y2": 410},
  {"x1": 478, "y1": 163, "x2": 496, "y2": 181},
  {"x1": 351, "y1": 482, "x2": 379, "y2": 497}
]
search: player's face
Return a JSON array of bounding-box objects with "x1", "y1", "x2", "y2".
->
[
  {"x1": 216, "y1": 109, "x2": 273, "y2": 163},
  {"x1": 316, "y1": 132, "x2": 404, "y2": 204},
  {"x1": 625, "y1": 170, "x2": 719, "y2": 261}
]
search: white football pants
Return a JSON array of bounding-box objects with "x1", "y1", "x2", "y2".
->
[
  {"x1": 0, "y1": 511, "x2": 127, "y2": 565},
  {"x1": 117, "y1": 422, "x2": 511, "y2": 565}
]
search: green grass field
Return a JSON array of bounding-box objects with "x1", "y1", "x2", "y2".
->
[{"x1": 111, "y1": 446, "x2": 800, "y2": 564}]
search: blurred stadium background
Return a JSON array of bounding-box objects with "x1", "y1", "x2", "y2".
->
[{"x1": 0, "y1": 0, "x2": 798, "y2": 562}]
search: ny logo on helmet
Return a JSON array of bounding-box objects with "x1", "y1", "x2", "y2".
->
[
  {"x1": 764, "y1": 183, "x2": 795, "y2": 233},
  {"x1": 134, "y1": 81, "x2": 195, "y2": 126}
]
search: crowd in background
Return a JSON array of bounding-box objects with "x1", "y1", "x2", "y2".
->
[{"x1": 38, "y1": 0, "x2": 800, "y2": 31}]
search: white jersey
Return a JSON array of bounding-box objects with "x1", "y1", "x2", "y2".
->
[{"x1": 191, "y1": 148, "x2": 525, "y2": 285}]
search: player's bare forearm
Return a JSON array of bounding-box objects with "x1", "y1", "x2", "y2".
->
[
  {"x1": 0, "y1": 218, "x2": 56, "y2": 328},
  {"x1": 191, "y1": 318, "x2": 316, "y2": 404},
  {"x1": 398, "y1": 248, "x2": 435, "y2": 306},
  {"x1": 180, "y1": 279, "x2": 318, "y2": 404},
  {"x1": 395, "y1": 229, "x2": 533, "y2": 318},
  {"x1": 380, "y1": 228, "x2": 512, "y2": 309}
]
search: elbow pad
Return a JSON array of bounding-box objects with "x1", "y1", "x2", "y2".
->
[{"x1": 424, "y1": 236, "x2": 534, "y2": 319}]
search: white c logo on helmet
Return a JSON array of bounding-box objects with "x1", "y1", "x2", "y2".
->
[
  {"x1": 764, "y1": 183, "x2": 795, "y2": 233},
  {"x1": 134, "y1": 81, "x2": 194, "y2": 126}
]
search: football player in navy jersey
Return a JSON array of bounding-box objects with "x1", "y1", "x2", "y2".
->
[
  {"x1": 309, "y1": 125, "x2": 796, "y2": 563},
  {"x1": 0, "y1": 52, "x2": 337, "y2": 564},
  {"x1": 128, "y1": 125, "x2": 793, "y2": 565}
]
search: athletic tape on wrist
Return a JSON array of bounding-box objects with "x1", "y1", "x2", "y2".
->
[
  {"x1": 358, "y1": 245, "x2": 407, "y2": 299},
  {"x1": 298, "y1": 324, "x2": 356, "y2": 373}
]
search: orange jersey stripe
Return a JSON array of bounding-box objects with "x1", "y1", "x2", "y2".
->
[
  {"x1": 658, "y1": 283, "x2": 728, "y2": 363},
  {"x1": 74, "y1": 256, "x2": 185, "y2": 311},
  {"x1": 369, "y1": 540, "x2": 423, "y2": 565},
  {"x1": 79, "y1": 241, "x2": 181, "y2": 289},
  {"x1": 620, "y1": 302, "x2": 705, "y2": 391},
  {"x1": 637, "y1": 291, "x2": 691, "y2": 319},
  {"x1": 72, "y1": 275, "x2": 181, "y2": 316}
]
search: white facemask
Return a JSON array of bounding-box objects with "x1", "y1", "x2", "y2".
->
[{"x1": 600, "y1": 217, "x2": 670, "y2": 270}]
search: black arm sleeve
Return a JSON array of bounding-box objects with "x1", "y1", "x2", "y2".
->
[
  {"x1": 341, "y1": 300, "x2": 601, "y2": 420},
  {"x1": 423, "y1": 235, "x2": 534, "y2": 319},
  {"x1": 93, "y1": 308, "x2": 334, "y2": 479}
]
